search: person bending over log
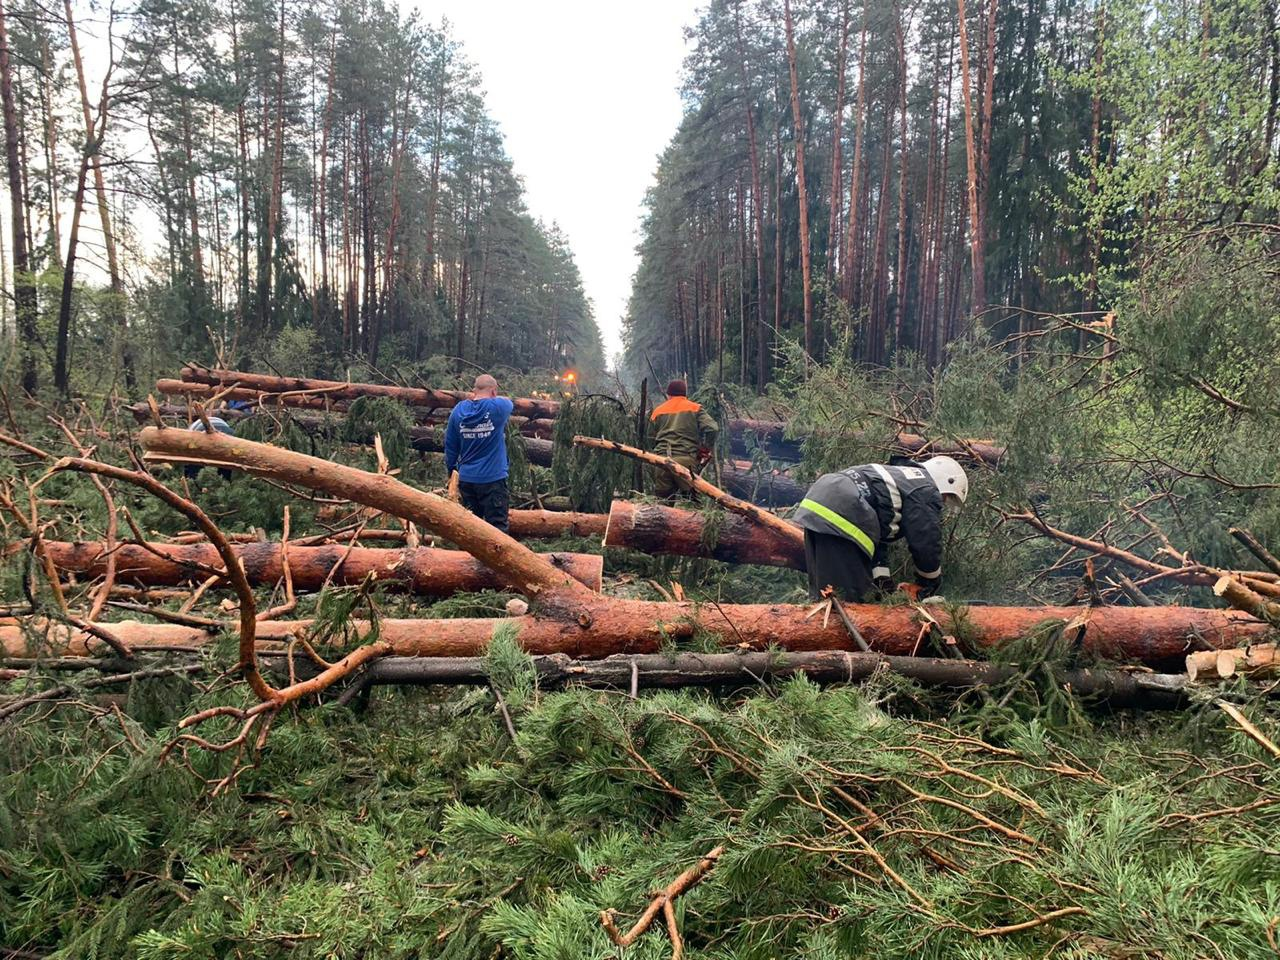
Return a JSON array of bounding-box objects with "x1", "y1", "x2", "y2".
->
[
  {"x1": 794, "y1": 456, "x2": 968, "y2": 602},
  {"x1": 648, "y1": 379, "x2": 719, "y2": 499},
  {"x1": 444, "y1": 374, "x2": 514, "y2": 532}
]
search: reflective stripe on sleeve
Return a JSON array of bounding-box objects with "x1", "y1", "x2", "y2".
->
[
  {"x1": 917, "y1": 567, "x2": 942, "y2": 579},
  {"x1": 871, "y1": 566, "x2": 891, "y2": 580},
  {"x1": 797, "y1": 498, "x2": 875, "y2": 555},
  {"x1": 870, "y1": 464, "x2": 902, "y2": 538}
]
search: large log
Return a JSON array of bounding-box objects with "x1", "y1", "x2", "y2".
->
[
  {"x1": 127, "y1": 427, "x2": 1270, "y2": 690},
  {"x1": 311, "y1": 507, "x2": 608, "y2": 540},
  {"x1": 719, "y1": 461, "x2": 805, "y2": 506},
  {"x1": 177, "y1": 365, "x2": 562, "y2": 419},
  {"x1": 605, "y1": 501, "x2": 805, "y2": 569},
  {"x1": 341, "y1": 651, "x2": 1195, "y2": 707},
  {"x1": 3, "y1": 601, "x2": 1266, "y2": 664},
  {"x1": 40, "y1": 541, "x2": 603, "y2": 595},
  {"x1": 132, "y1": 400, "x2": 557, "y2": 439}
]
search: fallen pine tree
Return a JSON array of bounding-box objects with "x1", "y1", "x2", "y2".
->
[
  {"x1": 39, "y1": 540, "x2": 604, "y2": 596},
  {"x1": 169, "y1": 367, "x2": 1004, "y2": 467},
  {"x1": 335, "y1": 650, "x2": 1195, "y2": 707},
  {"x1": 603, "y1": 500, "x2": 805, "y2": 569},
  {"x1": 11, "y1": 425, "x2": 1263, "y2": 669}
]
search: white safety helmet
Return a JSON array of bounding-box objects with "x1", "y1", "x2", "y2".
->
[{"x1": 923, "y1": 455, "x2": 968, "y2": 506}]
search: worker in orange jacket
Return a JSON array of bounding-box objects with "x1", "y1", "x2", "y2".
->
[{"x1": 647, "y1": 379, "x2": 719, "y2": 499}]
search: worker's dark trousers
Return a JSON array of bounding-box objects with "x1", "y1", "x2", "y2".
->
[
  {"x1": 804, "y1": 530, "x2": 874, "y2": 602},
  {"x1": 459, "y1": 479, "x2": 510, "y2": 532}
]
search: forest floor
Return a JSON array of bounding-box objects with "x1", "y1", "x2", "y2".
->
[{"x1": 2, "y1": 382, "x2": 1279, "y2": 959}]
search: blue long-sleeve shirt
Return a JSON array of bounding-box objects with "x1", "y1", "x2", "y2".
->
[{"x1": 443, "y1": 397, "x2": 514, "y2": 483}]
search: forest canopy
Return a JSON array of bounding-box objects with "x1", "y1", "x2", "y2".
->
[{"x1": 0, "y1": 0, "x2": 605, "y2": 395}]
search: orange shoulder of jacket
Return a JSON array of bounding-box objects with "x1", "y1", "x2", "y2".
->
[{"x1": 650, "y1": 396, "x2": 702, "y2": 420}]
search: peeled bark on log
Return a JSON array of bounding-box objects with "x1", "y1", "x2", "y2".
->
[
  {"x1": 605, "y1": 500, "x2": 804, "y2": 569},
  {"x1": 177, "y1": 366, "x2": 561, "y2": 419},
  {"x1": 41, "y1": 541, "x2": 603, "y2": 596},
  {"x1": 4, "y1": 602, "x2": 1266, "y2": 664},
  {"x1": 340, "y1": 651, "x2": 1196, "y2": 707}
]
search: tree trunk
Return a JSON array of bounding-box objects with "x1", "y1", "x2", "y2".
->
[
  {"x1": 826, "y1": 0, "x2": 850, "y2": 293},
  {"x1": 957, "y1": 0, "x2": 986, "y2": 313},
  {"x1": 42, "y1": 541, "x2": 603, "y2": 596},
  {"x1": 783, "y1": 0, "x2": 814, "y2": 358},
  {"x1": 9, "y1": 602, "x2": 1265, "y2": 667},
  {"x1": 53, "y1": 151, "x2": 91, "y2": 393},
  {"x1": 0, "y1": 0, "x2": 37, "y2": 394},
  {"x1": 604, "y1": 500, "x2": 804, "y2": 569},
  {"x1": 844, "y1": 10, "x2": 869, "y2": 304},
  {"x1": 340, "y1": 651, "x2": 1199, "y2": 708}
]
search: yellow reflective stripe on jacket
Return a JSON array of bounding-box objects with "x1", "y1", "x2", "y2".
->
[{"x1": 798, "y1": 498, "x2": 875, "y2": 555}]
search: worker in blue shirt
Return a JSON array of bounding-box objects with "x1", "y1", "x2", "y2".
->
[{"x1": 444, "y1": 373, "x2": 515, "y2": 531}]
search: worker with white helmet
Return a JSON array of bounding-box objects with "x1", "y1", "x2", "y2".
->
[{"x1": 793, "y1": 455, "x2": 969, "y2": 602}]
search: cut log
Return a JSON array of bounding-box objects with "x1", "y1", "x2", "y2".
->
[
  {"x1": 4, "y1": 601, "x2": 1266, "y2": 664},
  {"x1": 341, "y1": 651, "x2": 1196, "y2": 707},
  {"x1": 1185, "y1": 643, "x2": 1280, "y2": 682},
  {"x1": 40, "y1": 541, "x2": 603, "y2": 596},
  {"x1": 605, "y1": 500, "x2": 805, "y2": 569},
  {"x1": 176, "y1": 365, "x2": 562, "y2": 419},
  {"x1": 1214, "y1": 575, "x2": 1280, "y2": 626}
]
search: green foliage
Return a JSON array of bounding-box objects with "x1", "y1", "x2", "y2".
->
[
  {"x1": 340, "y1": 396, "x2": 415, "y2": 467},
  {"x1": 551, "y1": 397, "x2": 635, "y2": 511},
  {"x1": 2, "y1": 678, "x2": 1278, "y2": 958}
]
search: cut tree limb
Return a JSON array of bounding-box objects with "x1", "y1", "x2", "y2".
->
[
  {"x1": 41, "y1": 540, "x2": 604, "y2": 596},
  {"x1": 1229, "y1": 528, "x2": 1280, "y2": 577}
]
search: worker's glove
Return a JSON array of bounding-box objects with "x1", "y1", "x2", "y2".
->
[
  {"x1": 872, "y1": 576, "x2": 896, "y2": 595},
  {"x1": 697, "y1": 446, "x2": 713, "y2": 467}
]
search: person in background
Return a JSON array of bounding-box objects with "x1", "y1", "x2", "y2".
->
[
  {"x1": 444, "y1": 373, "x2": 515, "y2": 531},
  {"x1": 647, "y1": 379, "x2": 719, "y2": 499},
  {"x1": 793, "y1": 456, "x2": 969, "y2": 602},
  {"x1": 185, "y1": 413, "x2": 235, "y2": 480}
]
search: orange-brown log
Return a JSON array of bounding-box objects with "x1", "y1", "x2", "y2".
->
[
  {"x1": 309, "y1": 506, "x2": 607, "y2": 540},
  {"x1": 176, "y1": 366, "x2": 562, "y2": 419},
  {"x1": 39, "y1": 541, "x2": 603, "y2": 595},
  {"x1": 604, "y1": 500, "x2": 805, "y2": 569},
  {"x1": 2, "y1": 600, "x2": 1266, "y2": 663}
]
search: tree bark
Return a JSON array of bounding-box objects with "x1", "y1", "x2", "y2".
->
[
  {"x1": 42, "y1": 541, "x2": 603, "y2": 596},
  {"x1": 783, "y1": 0, "x2": 814, "y2": 357},
  {"x1": 342, "y1": 650, "x2": 1197, "y2": 707},
  {"x1": 605, "y1": 500, "x2": 804, "y2": 569},
  {"x1": 956, "y1": 0, "x2": 986, "y2": 313},
  {"x1": 6, "y1": 602, "x2": 1265, "y2": 666},
  {"x1": 0, "y1": 0, "x2": 38, "y2": 394},
  {"x1": 175, "y1": 366, "x2": 562, "y2": 418}
]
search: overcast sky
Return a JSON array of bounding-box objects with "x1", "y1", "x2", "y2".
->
[{"x1": 406, "y1": 0, "x2": 703, "y2": 364}]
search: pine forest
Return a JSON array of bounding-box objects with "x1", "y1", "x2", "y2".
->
[{"x1": 1, "y1": 0, "x2": 1279, "y2": 956}]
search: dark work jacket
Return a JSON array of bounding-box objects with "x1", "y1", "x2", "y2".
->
[{"x1": 793, "y1": 463, "x2": 944, "y2": 589}]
